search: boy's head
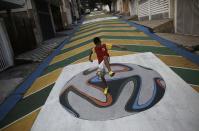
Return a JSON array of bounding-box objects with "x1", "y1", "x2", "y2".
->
[{"x1": 93, "y1": 37, "x2": 101, "y2": 45}]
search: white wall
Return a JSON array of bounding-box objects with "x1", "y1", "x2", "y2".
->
[
  {"x1": 116, "y1": 0, "x2": 123, "y2": 12},
  {"x1": 129, "y1": 0, "x2": 138, "y2": 16},
  {"x1": 62, "y1": 0, "x2": 73, "y2": 25}
]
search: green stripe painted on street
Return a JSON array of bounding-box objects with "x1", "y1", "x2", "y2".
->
[
  {"x1": 42, "y1": 50, "x2": 90, "y2": 75},
  {"x1": 61, "y1": 40, "x2": 93, "y2": 54},
  {"x1": 113, "y1": 45, "x2": 178, "y2": 55},
  {"x1": 71, "y1": 29, "x2": 140, "y2": 42},
  {"x1": 76, "y1": 26, "x2": 133, "y2": 35},
  {"x1": 80, "y1": 22, "x2": 126, "y2": 29},
  {"x1": 102, "y1": 35, "x2": 152, "y2": 40},
  {"x1": 171, "y1": 67, "x2": 199, "y2": 85},
  {"x1": 60, "y1": 39, "x2": 164, "y2": 56},
  {"x1": 0, "y1": 84, "x2": 54, "y2": 129},
  {"x1": 77, "y1": 25, "x2": 131, "y2": 33},
  {"x1": 70, "y1": 35, "x2": 152, "y2": 43},
  {"x1": 85, "y1": 14, "x2": 112, "y2": 20},
  {"x1": 81, "y1": 21, "x2": 123, "y2": 27},
  {"x1": 81, "y1": 19, "x2": 121, "y2": 27},
  {"x1": 78, "y1": 25, "x2": 131, "y2": 32},
  {"x1": 44, "y1": 45, "x2": 179, "y2": 75}
]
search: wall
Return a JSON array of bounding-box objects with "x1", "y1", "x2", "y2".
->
[
  {"x1": 31, "y1": 0, "x2": 43, "y2": 45},
  {"x1": 129, "y1": 0, "x2": 138, "y2": 16},
  {"x1": 175, "y1": 0, "x2": 199, "y2": 36},
  {"x1": 71, "y1": 0, "x2": 80, "y2": 20},
  {"x1": 116, "y1": 0, "x2": 123, "y2": 12},
  {"x1": 61, "y1": 0, "x2": 72, "y2": 26}
]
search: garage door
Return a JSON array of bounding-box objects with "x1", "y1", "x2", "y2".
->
[{"x1": 138, "y1": 0, "x2": 169, "y2": 20}]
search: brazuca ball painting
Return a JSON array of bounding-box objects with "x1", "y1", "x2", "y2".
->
[{"x1": 59, "y1": 63, "x2": 166, "y2": 120}]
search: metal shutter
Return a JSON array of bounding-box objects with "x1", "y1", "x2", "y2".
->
[
  {"x1": 138, "y1": 0, "x2": 150, "y2": 20},
  {"x1": 0, "y1": 19, "x2": 14, "y2": 71},
  {"x1": 138, "y1": 0, "x2": 169, "y2": 20}
]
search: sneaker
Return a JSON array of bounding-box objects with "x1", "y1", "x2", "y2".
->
[
  {"x1": 109, "y1": 71, "x2": 115, "y2": 77},
  {"x1": 103, "y1": 87, "x2": 109, "y2": 95}
]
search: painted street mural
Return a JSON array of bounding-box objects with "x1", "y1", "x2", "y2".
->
[{"x1": 59, "y1": 63, "x2": 166, "y2": 120}]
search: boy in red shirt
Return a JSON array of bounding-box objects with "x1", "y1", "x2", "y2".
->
[{"x1": 89, "y1": 37, "x2": 126, "y2": 94}]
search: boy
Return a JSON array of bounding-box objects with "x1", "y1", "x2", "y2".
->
[{"x1": 89, "y1": 37, "x2": 126, "y2": 95}]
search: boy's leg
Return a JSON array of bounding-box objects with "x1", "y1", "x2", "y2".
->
[
  {"x1": 101, "y1": 75, "x2": 109, "y2": 95},
  {"x1": 103, "y1": 56, "x2": 111, "y2": 72},
  {"x1": 100, "y1": 75, "x2": 108, "y2": 88},
  {"x1": 97, "y1": 71, "x2": 109, "y2": 95},
  {"x1": 103, "y1": 56, "x2": 115, "y2": 77}
]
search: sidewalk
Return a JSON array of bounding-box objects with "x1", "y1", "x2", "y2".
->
[
  {"x1": 0, "y1": 23, "x2": 79, "y2": 105},
  {"x1": 131, "y1": 19, "x2": 199, "y2": 55}
]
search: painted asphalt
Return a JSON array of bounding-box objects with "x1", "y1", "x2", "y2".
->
[{"x1": 0, "y1": 12, "x2": 199, "y2": 131}]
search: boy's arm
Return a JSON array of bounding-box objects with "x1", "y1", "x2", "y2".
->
[{"x1": 89, "y1": 49, "x2": 93, "y2": 62}]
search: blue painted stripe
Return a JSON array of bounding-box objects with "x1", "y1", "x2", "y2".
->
[
  {"x1": 124, "y1": 20, "x2": 199, "y2": 65},
  {"x1": 0, "y1": 19, "x2": 84, "y2": 121},
  {"x1": 0, "y1": 95, "x2": 21, "y2": 121}
]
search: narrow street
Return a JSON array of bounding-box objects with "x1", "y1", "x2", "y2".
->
[{"x1": 0, "y1": 11, "x2": 199, "y2": 131}]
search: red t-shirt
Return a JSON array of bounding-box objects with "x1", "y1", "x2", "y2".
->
[{"x1": 94, "y1": 44, "x2": 110, "y2": 64}]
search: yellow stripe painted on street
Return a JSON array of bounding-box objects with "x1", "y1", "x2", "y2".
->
[
  {"x1": 192, "y1": 85, "x2": 199, "y2": 93},
  {"x1": 79, "y1": 24, "x2": 130, "y2": 31},
  {"x1": 80, "y1": 22, "x2": 125, "y2": 29},
  {"x1": 102, "y1": 39, "x2": 163, "y2": 47},
  {"x1": 65, "y1": 33, "x2": 104, "y2": 49},
  {"x1": 156, "y1": 55, "x2": 199, "y2": 70},
  {"x1": 81, "y1": 20, "x2": 124, "y2": 28},
  {"x1": 73, "y1": 50, "x2": 134, "y2": 64},
  {"x1": 51, "y1": 43, "x2": 94, "y2": 65},
  {"x1": 64, "y1": 35, "x2": 157, "y2": 52},
  {"x1": 73, "y1": 28, "x2": 103, "y2": 39},
  {"x1": 103, "y1": 32, "x2": 147, "y2": 36},
  {"x1": 75, "y1": 27, "x2": 136, "y2": 38},
  {"x1": 80, "y1": 23, "x2": 129, "y2": 30},
  {"x1": 57, "y1": 39, "x2": 154, "y2": 65},
  {"x1": 64, "y1": 32, "x2": 149, "y2": 50},
  {"x1": 75, "y1": 27, "x2": 136, "y2": 35},
  {"x1": 24, "y1": 68, "x2": 63, "y2": 98},
  {"x1": 72, "y1": 31, "x2": 147, "y2": 41},
  {"x1": 73, "y1": 28, "x2": 138, "y2": 40},
  {"x1": 2, "y1": 109, "x2": 40, "y2": 131}
]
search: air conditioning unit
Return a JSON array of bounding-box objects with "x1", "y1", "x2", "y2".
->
[{"x1": 0, "y1": 18, "x2": 14, "y2": 72}]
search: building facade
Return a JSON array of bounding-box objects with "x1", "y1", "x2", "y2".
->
[
  {"x1": 0, "y1": 0, "x2": 25, "y2": 71},
  {"x1": 112, "y1": 0, "x2": 199, "y2": 36},
  {"x1": 0, "y1": 0, "x2": 81, "y2": 71}
]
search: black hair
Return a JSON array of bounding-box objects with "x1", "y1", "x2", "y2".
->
[{"x1": 93, "y1": 37, "x2": 101, "y2": 45}]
